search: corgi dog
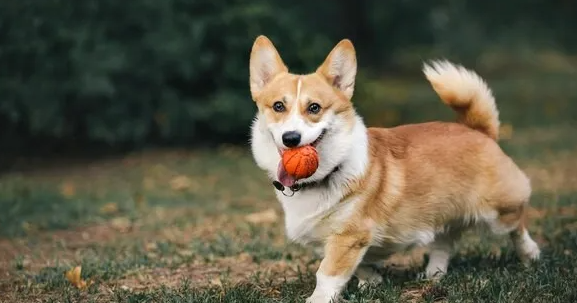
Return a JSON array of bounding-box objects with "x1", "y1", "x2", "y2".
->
[{"x1": 249, "y1": 35, "x2": 540, "y2": 303}]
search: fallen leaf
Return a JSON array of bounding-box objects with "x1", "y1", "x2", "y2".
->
[
  {"x1": 245, "y1": 209, "x2": 278, "y2": 224},
  {"x1": 111, "y1": 217, "x2": 132, "y2": 232},
  {"x1": 65, "y1": 266, "x2": 92, "y2": 290},
  {"x1": 100, "y1": 203, "x2": 119, "y2": 215},
  {"x1": 60, "y1": 182, "x2": 76, "y2": 198},
  {"x1": 144, "y1": 242, "x2": 158, "y2": 252}
]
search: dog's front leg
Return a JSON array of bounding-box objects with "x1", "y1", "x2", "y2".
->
[{"x1": 306, "y1": 230, "x2": 370, "y2": 303}]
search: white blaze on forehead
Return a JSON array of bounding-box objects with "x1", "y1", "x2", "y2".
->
[{"x1": 296, "y1": 77, "x2": 303, "y2": 102}]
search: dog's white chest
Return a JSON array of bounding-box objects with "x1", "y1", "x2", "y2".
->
[{"x1": 277, "y1": 187, "x2": 357, "y2": 244}]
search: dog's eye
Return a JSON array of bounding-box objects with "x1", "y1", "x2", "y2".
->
[
  {"x1": 307, "y1": 103, "x2": 321, "y2": 114},
  {"x1": 272, "y1": 101, "x2": 285, "y2": 112}
]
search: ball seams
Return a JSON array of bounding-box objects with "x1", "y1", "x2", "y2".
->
[{"x1": 282, "y1": 146, "x2": 318, "y2": 179}]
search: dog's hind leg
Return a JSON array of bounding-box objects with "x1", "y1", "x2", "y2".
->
[
  {"x1": 487, "y1": 201, "x2": 540, "y2": 264},
  {"x1": 422, "y1": 232, "x2": 461, "y2": 280},
  {"x1": 507, "y1": 207, "x2": 541, "y2": 264}
]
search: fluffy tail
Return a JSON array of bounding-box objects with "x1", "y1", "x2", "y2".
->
[{"x1": 423, "y1": 60, "x2": 500, "y2": 141}]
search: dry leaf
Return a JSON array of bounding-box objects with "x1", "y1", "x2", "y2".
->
[
  {"x1": 100, "y1": 203, "x2": 119, "y2": 215},
  {"x1": 60, "y1": 182, "x2": 76, "y2": 198},
  {"x1": 65, "y1": 266, "x2": 92, "y2": 290},
  {"x1": 111, "y1": 217, "x2": 132, "y2": 232},
  {"x1": 144, "y1": 242, "x2": 158, "y2": 252},
  {"x1": 170, "y1": 175, "x2": 192, "y2": 191},
  {"x1": 245, "y1": 209, "x2": 278, "y2": 224}
]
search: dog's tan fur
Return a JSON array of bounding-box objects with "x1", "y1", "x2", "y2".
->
[{"x1": 249, "y1": 36, "x2": 540, "y2": 302}]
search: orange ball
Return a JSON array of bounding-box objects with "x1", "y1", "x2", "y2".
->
[{"x1": 282, "y1": 145, "x2": 319, "y2": 179}]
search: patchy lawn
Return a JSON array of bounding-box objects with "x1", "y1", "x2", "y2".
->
[{"x1": 1, "y1": 76, "x2": 577, "y2": 302}]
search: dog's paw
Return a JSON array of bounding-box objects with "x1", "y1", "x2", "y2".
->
[
  {"x1": 357, "y1": 274, "x2": 383, "y2": 289},
  {"x1": 519, "y1": 244, "x2": 541, "y2": 266},
  {"x1": 417, "y1": 269, "x2": 445, "y2": 282},
  {"x1": 355, "y1": 265, "x2": 383, "y2": 289},
  {"x1": 517, "y1": 237, "x2": 541, "y2": 266},
  {"x1": 306, "y1": 293, "x2": 339, "y2": 303}
]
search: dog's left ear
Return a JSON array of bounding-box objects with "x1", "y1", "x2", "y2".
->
[{"x1": 316, "y1": 39, "x2": 357, "y2": 100}]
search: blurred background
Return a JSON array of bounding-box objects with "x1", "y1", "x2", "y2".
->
[
  {"x1": 1, "y1": 2, "x2": 577, "y2": 301},
  {"x1": 0, "y1": 0, "x2": 575, "y2": 165}
]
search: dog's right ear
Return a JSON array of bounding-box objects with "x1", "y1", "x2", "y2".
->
[
  {"x1": 316, "y1": 39, "x2": 357, "y2": 100},
  {"x1": 249, "y1": 35, "x2": 288, "y2": 100}
]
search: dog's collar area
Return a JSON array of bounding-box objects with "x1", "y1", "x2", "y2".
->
[{"x1": 272, "y1": 165, "x2": 340, "y2": 196}]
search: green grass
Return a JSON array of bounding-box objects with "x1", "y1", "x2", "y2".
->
[{"x1": 1, "y1": 74, "x2": 576, "y2": 302}]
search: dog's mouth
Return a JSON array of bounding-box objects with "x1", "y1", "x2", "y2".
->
[
  {"x1": 311, "y1": 129, "x2": 327, "y2": 147},
  {"x1": 276, "y1": 129, "x2": 327, "y2": 188}
]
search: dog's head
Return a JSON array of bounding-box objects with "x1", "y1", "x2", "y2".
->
[
  {"x1": 249, "y1": 35, "x2": 361, "y2": 186},
  {"x1": 250, "y1": 36, "x2": 357, "y2": 149}
]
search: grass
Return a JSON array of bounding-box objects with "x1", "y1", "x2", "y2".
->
[{"x1": 1, "y1": 74, "x2": 576, "y2": 302}]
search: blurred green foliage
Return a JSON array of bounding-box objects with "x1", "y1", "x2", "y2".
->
[{"x1": 0, "y1": 0, "x2": 575, "y2": 151}]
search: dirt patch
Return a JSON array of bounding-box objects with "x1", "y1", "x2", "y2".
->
[
  {"x1": 0, "y1": 223, "x2": 128, "y2": 270},
  {"x1": 401, "y1": 283, "x2": 449, "y2": 303},
  {"x1": 0, "y1": 206, "x2": 285, "y2": 272},
  {"x1": 114, "y1": 253, "x2": 317, "y2": 292}
]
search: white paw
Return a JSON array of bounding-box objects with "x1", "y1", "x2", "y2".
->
[
  {"x1": 519, "y1": 240, "x2": 541, "y2": 265},
  {"x1": 357, "y1": 274, "x2": 383, "y2": 289},
  {"x1": 355, "y1": 266, "x2": 383, "y2": 289},
  {"x1": 427, "y1": 269, "x2": 446, "y2": 280},
  {"x1": 306, "y1": 292, "x2": 339, "y2": 303},
  {"x1": 417, "y1": 268, "x2": 446, "y2": 281}
]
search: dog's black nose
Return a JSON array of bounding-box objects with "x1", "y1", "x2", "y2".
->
[{"x1": 282, "y1": 131, "x2": 301, "y2": 147}]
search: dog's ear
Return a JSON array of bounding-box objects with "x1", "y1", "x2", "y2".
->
[
  {"x1": 249, "y1": 35, "x2": 288, "y2": 100},
  {"x1": 316, "y1": 39, "x2": 357, "y2": 100}
]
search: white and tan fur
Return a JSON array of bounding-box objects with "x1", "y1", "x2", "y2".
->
[{"x1": 249, "y1": 36, "x2": 540, "y2": 303}]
